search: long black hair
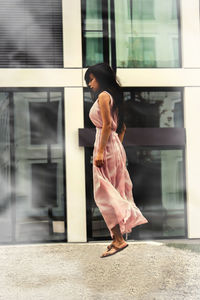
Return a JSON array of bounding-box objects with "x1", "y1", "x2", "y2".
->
[{"x1": 84, "y1": 62, "x2": 125, "y2": 134}]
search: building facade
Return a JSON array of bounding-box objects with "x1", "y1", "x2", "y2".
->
[{"x1": 0, "y1": 0, "x2": 200, "y2": 244}]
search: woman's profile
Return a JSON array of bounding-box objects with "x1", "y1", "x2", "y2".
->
[{"x1": 84, "y1": 62, "x2": 149, "y2": 258}]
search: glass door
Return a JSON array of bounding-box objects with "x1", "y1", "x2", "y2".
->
[
  {"x1": 81, "y1": 87, "x2": 186, "y2": 241},
  {"x1": 0, "y1": 88, "x2": 66, "y2": 244}
]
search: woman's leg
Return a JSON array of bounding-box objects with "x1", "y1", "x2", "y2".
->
[
  {"x1": 107, "y1": 234, "x2": 116, "y2": 250},
  {"x1": 111, "y1": 224, "x2": 126, "y2": 244}
]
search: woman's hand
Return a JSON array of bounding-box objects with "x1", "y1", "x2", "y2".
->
[{"x1": 94, "y1": 151, "x2": 104, "y2": 168}]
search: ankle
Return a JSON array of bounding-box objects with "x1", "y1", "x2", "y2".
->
[{"x1": 115, "y1": 237, "x2": 125, "y2": 244}]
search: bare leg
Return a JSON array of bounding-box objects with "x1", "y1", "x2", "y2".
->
[{"x1": 111, "y1": 224, "x2": 126, "y2": 245}]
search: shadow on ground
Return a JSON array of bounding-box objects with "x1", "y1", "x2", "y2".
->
[{"x1": 165, "y1": 243, "x2": 200, "y2": 254}]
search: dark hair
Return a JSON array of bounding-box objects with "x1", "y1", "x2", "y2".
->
[{"x1": 84, "y1": 62, "x2": 125, "y2": 134}]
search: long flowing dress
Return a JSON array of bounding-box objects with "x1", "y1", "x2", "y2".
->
[{"x1": 89, "y1": 90, "x2": 148, "y2": 238}]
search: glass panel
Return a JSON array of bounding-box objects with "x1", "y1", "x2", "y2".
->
[
  {"x1": 128, "y1": 37, "x2": 156, "y2": 67},
  {"x1": 29, "y1": 101, "x2": 59, "y2": 145},
  {"x1": 83, "y1": 0, "x2": 104, "y2": 66},
  {"x1": 0, "y1": 0, "x2": 63, "y2": 68},
  {"x1": 124, "y1": 147, "x2": 185, "y2": 239},
  {"x1": 115, "y1": 0, "x2": 180, "y2": 67},
  {"x1": 172, "y1": 0, "x2": 178, "y2": 19},
  {"x1": 124, "y1": 90, "x2": 183, "y2": 128},
  {"x1": 0, "y1": 93, "x2": 12, "y2": 242},
  {"x1": 85, "y1": 32, "x2": 104, "y2": 66},
  {"x1": 172, "y1": 37, "x2": 179, "y2": 67},
  {"x1": 82, "y1": 0, "x2": 180, "y2": 68},
  {"x1": 85, "y1": 0, "x2": 102, "y2": 29},
  {"x1": 84, "y1": 89, "x2": 183, "y2": 128},
  {"x1": 85, "y1": 146, "x2": 186, "y2": 239},
  {"x1": 14, "y1": 91, "x2": 65, "y2": 242},
  {"x1": 0, "y1": 90, "x2": 66, "y2": 244},
  {"x1": 129, "y1": 0, "x2": 155, "y2": 20}
]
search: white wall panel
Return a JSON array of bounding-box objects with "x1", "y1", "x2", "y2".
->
[
  {"x1": 64, "y1": 87, "x2": 87, "y2": 242},
  {"x1": 181, "y1": 0, "x2": 200, "y2": 68},
  {"x1": 184, "y1": 87, "x2": 200, "y2": 238},
  {"x1": 62, "y1": 0, "x2": 82, "y2": 68}
]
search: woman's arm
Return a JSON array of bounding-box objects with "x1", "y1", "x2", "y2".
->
[
  {"x1": 97, "y1": 92, "x2": 112, "y2": 154},
  {"x1": 118, "y1": 123, "x2": 126, "y2": 143}
]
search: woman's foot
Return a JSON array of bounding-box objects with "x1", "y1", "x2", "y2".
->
[
  {"x1": 107, "y1": 235, "x2": 116, "y2": 250},
  {"x1": 107, "y1": 241, "x2": 115, "y2": 250},
  {"x1": 112, "y1": 239, "x2": 127, "y2": 248},
  {"x1": 100, "y1": 240, "x2": 128, "y2": 258}
]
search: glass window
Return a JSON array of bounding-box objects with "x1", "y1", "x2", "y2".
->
[
  {"x1": 0, "y1": 0, "x2": 63, "y2": 67},
  {"x1": 84, "y1": 87, "x2": 186, "y2": 240},
  {"x1": 85, "y1": 0, "x2": 102, "y2": 23},
  {"x1": 82, "y1": 0, "x2": 104, "y2": 66},
  {"x1": 115, "y1": 0, "x2": 180, "y2": 67},
  {"x1": 85, "y1": 34, "x2": 104, "y2": 66},
  {"x1": 29, "y1": 101, "x2": 59, "y2": 144},
  {"x1": 172, "y1": 0, "x2": 178, "y2": 19},
  {"x1": 123, "y1": 89, "x2": 183, "y2": 128},
  {"x1": 82, "y1": 0, "x2": 181, "y2": 68},
  {"x1": 0, "y1": 89, "x2": 66, "y2": 243},
  {"x1": 128, "y1": 37, "x2": 156, "y2": 67},
  {"x1": 128, "y1": 0, "x2": 155, "y2": 20},
  {"x1": 84, "y1": 88, "x2": 184, "y2": 128}
]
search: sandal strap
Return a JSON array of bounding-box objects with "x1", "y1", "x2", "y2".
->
[
  {"x1": 110, "y1": 244, "x2": 121, "y2": 250},
  {"x1": 111, "y1": 243, "x2": 128, "y2": 250}
]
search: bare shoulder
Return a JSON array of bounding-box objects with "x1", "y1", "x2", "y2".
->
[{"x1": 98, "y1": 91, "x2": 111, "y2": 105}]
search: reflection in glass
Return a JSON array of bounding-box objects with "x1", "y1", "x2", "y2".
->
[
  {"x1": 29, "y1": 101, "x2": 59, "y2": 145},
  {"x1": 128, "y1": 0, "x2": 155, "y2": 20},
  {"x1": 85, "y1": 33, "x2": 104, "y2": 66},
  {"x1": 0, "y1": 90, "x2": 66, "y2": 243},
  {"x1": 115, "y1": 0, "x2": 180, "y2": 67},
  {"x1": 127, "y1": 37, "x2": 156, "y2": 68},
  {"x1": 123, "y1": 90, "x2": 183, "y2": 128},
  {"x1": 31, "y1": 163, "x2": 57, "y2": 208},
  {"x1": 83, "y1": 0, "x2": 104, "y2": 66},
  {"x1": 0, "y1": 0, "x2": 63, "y2": 68},
  {"x1": 82, "y1": 0, "x2": 181, "y2": 68},
  {"x1": 85, "y1": 146, "x2": 186, "y2": 239},
  {"x1": 0, "y1": 93, "x2": 12, "y2": 242},
  {"x1": 84, "y1": 89, "x2": 183, "y2": 128}
]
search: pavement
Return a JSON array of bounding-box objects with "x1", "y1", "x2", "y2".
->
[{"x1": 0, "y1": 239, "x2": 200, "y2": 300}]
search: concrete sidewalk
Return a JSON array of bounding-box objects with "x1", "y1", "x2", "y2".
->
[{"x1": 0, "y1": 239, "x2": 200, "y2": 299}]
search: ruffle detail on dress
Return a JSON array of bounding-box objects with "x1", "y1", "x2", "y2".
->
[{"x1": 109, "y1": 203, "x2": 148, "y2": 239}]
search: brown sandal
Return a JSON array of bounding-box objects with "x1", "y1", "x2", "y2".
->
[
  {"x1": 107, "y1": 242, "x2": 115, "y2": 250},
  {"x1": 100, "y1": 243, "x2": 129, "y2": 258},
  {"x1": 107, "y1": 235, "x2": 115, "y2": 250}
]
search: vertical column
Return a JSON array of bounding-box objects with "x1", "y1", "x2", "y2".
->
[
  {"x1": 181, "y1": 0, "x2": 200, "y2": 68},
  {"x1": 184, "y1": 87, "x2": 200, "y2": 238},
  {"x1": 62, "y1": 0, "x2": 82, "y2": 68},
  {"x1": 65, "y1": 87, "x2": 87, "y2": 242}
]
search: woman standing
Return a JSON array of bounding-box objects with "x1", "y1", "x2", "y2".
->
[{"x1": 85, "y1": 63, "x2": 148, "y2": 258}]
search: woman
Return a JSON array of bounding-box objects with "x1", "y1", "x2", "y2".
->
[{"x1": 84, "y1": 63, "x2": 148, "y2": 258}]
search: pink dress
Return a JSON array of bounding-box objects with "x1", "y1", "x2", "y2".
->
[{"x1": 89, "y1": 90, "x2": 149, "y2": 238}]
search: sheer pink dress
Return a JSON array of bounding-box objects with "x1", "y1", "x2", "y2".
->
[{"x1": 89, "y1": 90, "x2": 148, "y2": 238}]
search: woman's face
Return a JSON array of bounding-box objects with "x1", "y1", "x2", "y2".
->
[{"x1": 88, "y1": 73, "x2": 100, "y2": 92}]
